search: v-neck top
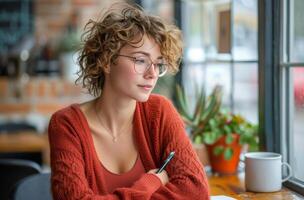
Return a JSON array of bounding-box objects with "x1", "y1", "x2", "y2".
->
[
  {"x1": 101, "y1": 155, "x2": 146, "y2": 193},
  {"x1": 73, "y1": 103, "x2": 146, "y2": 193},
  {"x1": 48, "y1": 94, "x2": 210, "y2": 199}
]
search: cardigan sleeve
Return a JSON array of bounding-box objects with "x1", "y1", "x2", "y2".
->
[
  {"x1": 48, "y1": 111, "x2": 162, "y2": 200},
  {"x1": 150, "y1": 97, "x2": 210, "y2": 200}
]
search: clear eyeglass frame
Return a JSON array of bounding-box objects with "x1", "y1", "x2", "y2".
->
[{"x1": 117, "y1": 54, "x2": 168, "y2": 77}]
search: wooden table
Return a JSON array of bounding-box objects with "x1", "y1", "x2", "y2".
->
[
  {"x1": 208, "y1": 172, "x2": 303, "y2": 199},
  {"x1": 0, "y1": 132, "x2": 49, "y2": 164}
]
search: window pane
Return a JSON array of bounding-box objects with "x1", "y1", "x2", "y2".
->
[
  {"x1": 232, "y1": 0, "x2": 258, "y2": 61},
  {"x1": 182, "y1": 62, "x2": 206, "y2": 113},
  {"x1": 233, "y1": 62, "x2": 258, "y2": 123},
  {"x1": 182, "y1": 62, "x2": 232, "y2": 110},
  {"x1": 183, "y1": 0, "x2": 232, "y2": 61},
  {"x1": 205, "y1": 62, "x2": 232, "y2": 107},
  {"x1": 182, "y1": 1, "x2": 205, "y2": 62},
  {"x1": 291, "y1": 67, "x2": 304, "y2": 180},
  {"x1": 290, "y1": 0, "x2": 304, "y2": 62},
  {"x1": 182, "y1": 62, "x2": 206, "y2": 95}
]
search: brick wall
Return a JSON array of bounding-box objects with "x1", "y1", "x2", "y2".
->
[
  {"x1": 0, "y1": 0, "x2": 125, "y2": 133},
  {"x1": 0, "y1": 77, "x2": 93, "y2": 133},
  {"x1": 35, "y1": 0, "x2": 116, "y2": 42}
]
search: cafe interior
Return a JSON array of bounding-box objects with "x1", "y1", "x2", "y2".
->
[{"x1": 0, "y1": 0, "x2": 303, "y2": 199}]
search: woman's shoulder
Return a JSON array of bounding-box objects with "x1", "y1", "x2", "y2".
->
[
  {"x1": 48, "y1": 103, "x2": 87, "y2": 140},
  {"x1": 51, "y1": 104, "x2": 78, "y2": 119},
  {"x1": 140, "y1": 94, "x2": 178, "y2": 119},
  {"x1": 49, "y1": 103, "x2": 85, "y2": 129}
]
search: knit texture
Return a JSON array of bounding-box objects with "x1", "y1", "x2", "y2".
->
[{"x1": 48, "y1": 94, "x2": 210, "y2": 200}]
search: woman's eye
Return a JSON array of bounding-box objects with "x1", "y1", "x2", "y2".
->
[
  {"x1": 134, "y1": 58, "x2": 146, "y2": 64},
  {"x1": 156, "y1": 64, "x2": 164, "y2": 69}
]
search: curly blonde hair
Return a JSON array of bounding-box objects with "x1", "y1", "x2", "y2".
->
[{"x1": 77, "y1": 3, "x2": 183, "y2": 96}]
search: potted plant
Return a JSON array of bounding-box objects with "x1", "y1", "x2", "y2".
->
[
  {"x1": 175, "y1": 84, "x2": 222, "y2": 141},
  {"x1": 202, "y1": 111, "x2": 259, "y2": 174},
  {"x1": 175, "y1": 84, "x2": 222, "y2": 165},
  {"x1": 175, "y1": 84, "x2": 259, "y2": 174}
]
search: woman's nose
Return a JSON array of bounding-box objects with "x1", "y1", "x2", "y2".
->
[{"x1": 144, "y1": 63, "x2": 158, "y2": 79}]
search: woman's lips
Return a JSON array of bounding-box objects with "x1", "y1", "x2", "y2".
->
[{"x1": 138, "y1": 85, "x2": 153, "y2": 91}]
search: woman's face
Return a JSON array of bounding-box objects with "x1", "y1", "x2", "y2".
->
[{"x1": 106, "y1": 35, "x2": 162, "y2": 102}]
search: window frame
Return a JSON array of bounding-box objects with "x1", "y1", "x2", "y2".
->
[{"x1": 258, "y1": 0, "x2": 304, "y2": 195}]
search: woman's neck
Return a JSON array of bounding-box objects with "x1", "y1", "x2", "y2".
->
[{"x1": 94, "y1": 91, "x2": 136, "y2": 133}]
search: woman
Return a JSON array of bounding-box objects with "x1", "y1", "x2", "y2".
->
[{"x1": 48, "y1": 3, "x2": 210, "y2": 200}]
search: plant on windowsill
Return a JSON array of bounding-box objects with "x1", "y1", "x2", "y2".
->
[
  {"x1": 175, "y1": 84, "x2": 259, "y2": 174},
  {"x1": 175, "y1": 84, "x2": 222, "y2": 165},
  {"x1": 175, "y1": 84, "x2": 223, "y2": 142},
  {"x1": 201, "y1": 110, "x2": 259, "y2": 174}
]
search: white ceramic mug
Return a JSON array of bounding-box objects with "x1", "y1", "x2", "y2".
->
[{"x1": 245, "y1": 152, "x2": 292, "y2": 192}]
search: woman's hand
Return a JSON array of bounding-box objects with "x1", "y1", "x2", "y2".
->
[{"x1": 148, "y1": 169, "x2": 169, "y2": 185}]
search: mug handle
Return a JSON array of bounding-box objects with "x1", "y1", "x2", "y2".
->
[{"x1": 282, "y1": 162, "x2": 292, "y2": 182}]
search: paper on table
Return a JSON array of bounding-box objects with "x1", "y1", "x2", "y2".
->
[{"x1": 211, "y1": 195, "x2": 237, "y2": 200}]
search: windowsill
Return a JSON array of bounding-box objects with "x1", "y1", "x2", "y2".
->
[{"x1": 208, "y1": 172, "x2": 304, "y2": 199}]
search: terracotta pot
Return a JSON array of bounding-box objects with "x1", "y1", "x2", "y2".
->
[{"x1": 206, "y1": 134, "x2": 241, "y2": 174}]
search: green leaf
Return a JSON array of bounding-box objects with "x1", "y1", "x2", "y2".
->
[
  {"x1": 213, "y1": 145, "x2": 224, "y2": 156},
  {"x1": 200, "y1": 96, "x2": 216, "y2": 120},
  {"x1": 203, "y1": 132, "x2": 217, "y2": 144},
  {"x1": 199, "y1": 88, "x2": 206, "y2": 117},
  {"x1": 193, "y1": 87, "x2": 206, "y2": 125},
  {"x1": 193, "y1": 135, "x2": 203, "y2": 144},
  {"x1": 224, "y1": 125, "x2": 232, "y2": 134},
  {"x1": 209, "y1": 118, "x2": 217, "y2": 128},
  {"x1": 175, "y1": 85, "x2": 186, "y2": 109},
  {"x1": 175, "y1": 85, "x2": 192, "y2": 120},
  {"x1": 225, "y1": 134, "x2": 234, "y2": 144},
  {"x1": 200, "y1": 87, "x2": 222, "y2": 124},
  {"x1": 180, "y1": 115, "x2": 194, "y2": 127},
  {"x1": 224, "y1": 148, "x2": 233, "y2": 160}
]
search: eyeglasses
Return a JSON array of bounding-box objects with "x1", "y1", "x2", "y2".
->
[{"x1": 117, "y1": 54, "x2": 168, "y2": 77}]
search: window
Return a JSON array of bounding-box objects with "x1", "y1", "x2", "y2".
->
[
  {"x1": 281, "y1": 0, "x2": 304, "y2": 194},
  {"x1": 182, "y1": 0, "x2": 258, "y2": 123}
]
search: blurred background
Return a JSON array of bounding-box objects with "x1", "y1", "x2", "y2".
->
[
  {"x1": 0, "y1": 0, "x2": 303, "y2": 189},
  {"x1": 0, "y1": 0, "x2": 259, "y2": 136}
]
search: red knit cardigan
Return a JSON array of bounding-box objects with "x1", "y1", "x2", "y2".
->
[{"x1": 48, "y1": 94, "x2": 210, "y2": 200}]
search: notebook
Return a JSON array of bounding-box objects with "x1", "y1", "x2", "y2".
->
[{"x1": 211, "y1": 195, "x2": 237, "y2": 200}]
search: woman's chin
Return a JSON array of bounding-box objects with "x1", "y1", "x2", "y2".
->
[{"x1": 135, "y1": 93, "x2": 151, "y2": 102}]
